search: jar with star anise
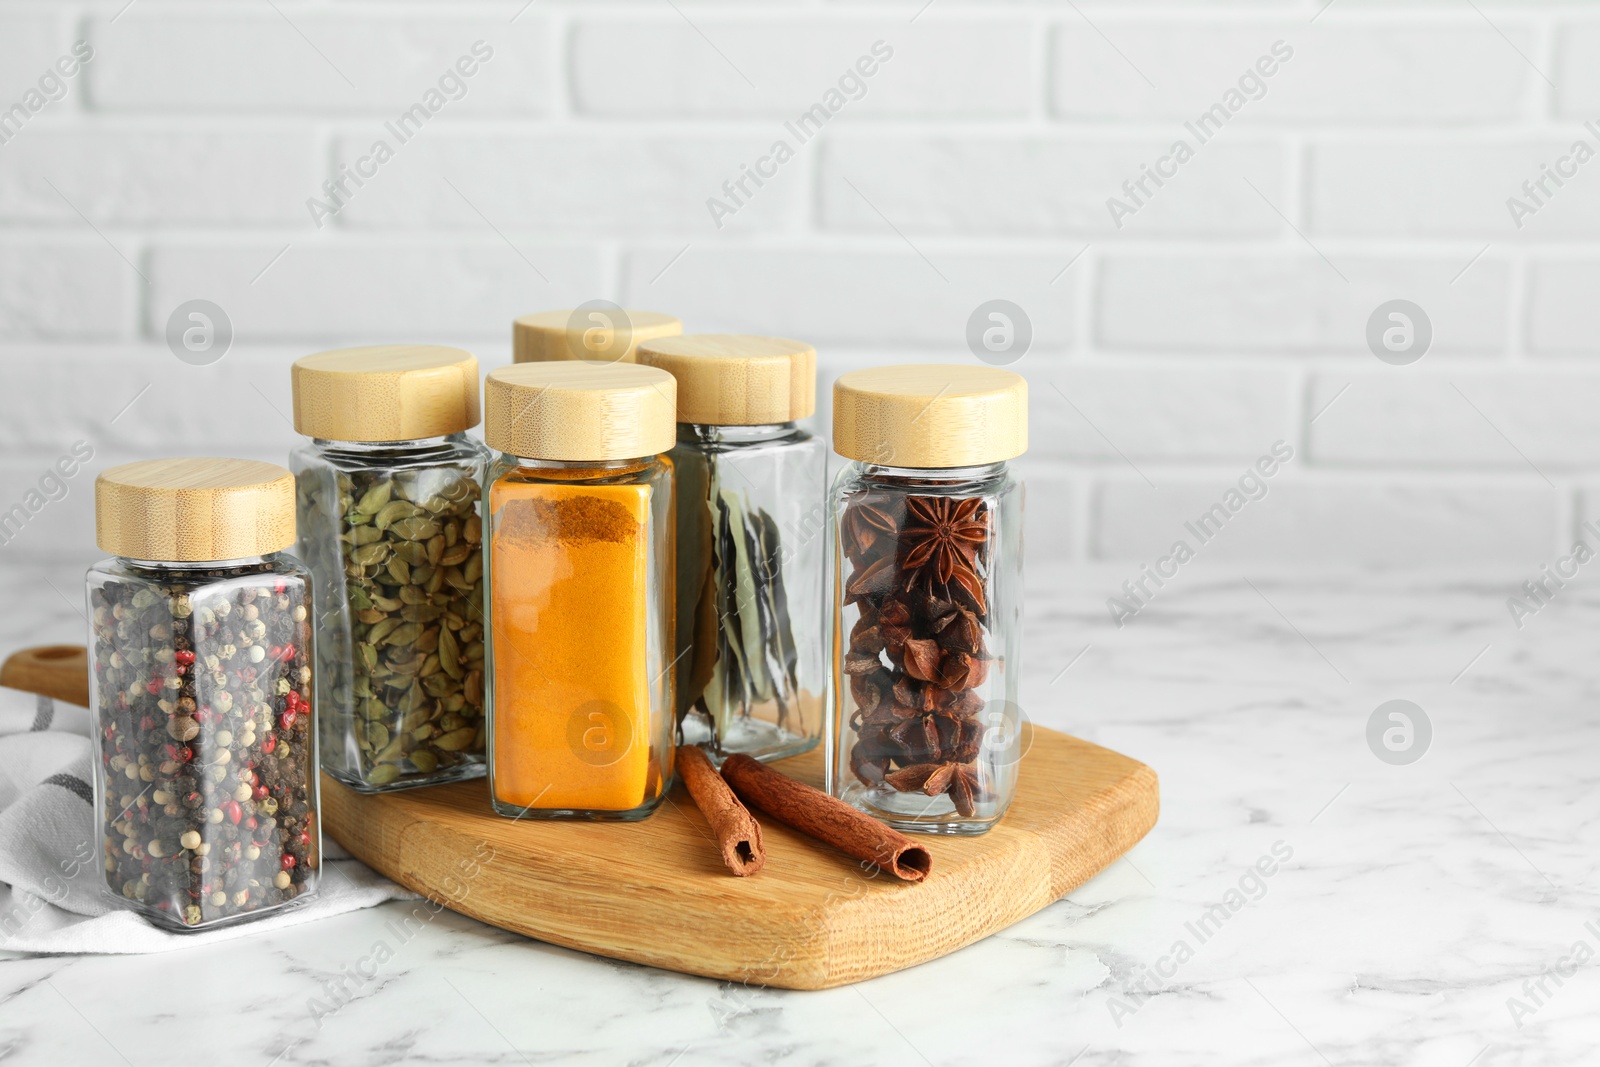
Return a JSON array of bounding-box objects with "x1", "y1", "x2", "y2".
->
[{"x1": 826, "y1": 365, "x2": 1027, "y2": 834}]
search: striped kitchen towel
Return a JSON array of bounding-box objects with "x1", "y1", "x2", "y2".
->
[{"x1": 0, "y1": 684, "x2": 413, "y2": 954}]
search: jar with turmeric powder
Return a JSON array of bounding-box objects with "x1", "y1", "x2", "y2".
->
[
  {"x1": 635, "y1": 335, "x2": 826, "y2": 765},
  {"x1": 827, "y1": 366, "x2": 1028, "y2": 835},
  {"x1": 482, "y1": 362, "x2": 677, "y2": 820},
  {"x1": 289, "y1": 346, "x2": 489, "y2": 793}
]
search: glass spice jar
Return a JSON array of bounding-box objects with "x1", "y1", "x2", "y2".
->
[
  {"x1": 513, "y1": 307, "x2": 682, "y2": 364},
  {"x1": 289, "y1": 346, "x2": 489, "y2": 792},
  {"x1": 826, "y1": 366, "x2": 1028, "y2": 835},
  {"x1": 482, "y1": 362, "x2": 677, "y2": 820},
  {"x1": 635, "y1": 334, "x2": 827, "y2": 764},
  {"x1": 88, "y1": 459, "x2": 320, "y2": 929}
]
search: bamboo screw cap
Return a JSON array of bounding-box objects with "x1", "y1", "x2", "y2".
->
[
  {"x1": 291, "y1": 345, "x2": 480, "y2": 442},
  {"x1": 635, "y1": 334, "x2": 816, "y2": 425},
  {"x1": 513, "y1": 309, "x2": 683, "y2": 364},
  {"x1": 95, "y1": 458, "x2": 296, "y2": 562},
  {"x1": 484, "y1": 362, "x2": 677, "y2": 461},
  {"x1": 832, "y1": 365, "x2": 1028, "y2": 469}
]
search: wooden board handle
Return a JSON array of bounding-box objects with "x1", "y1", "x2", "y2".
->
[{"x1": 1, "y1": 644, "x2": 90, "y2": 708}]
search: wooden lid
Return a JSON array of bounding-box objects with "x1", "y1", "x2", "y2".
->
[
  {"x1": 513, "y1": 309, "x2": 683, "y2": 364},
  {"x1": 832, "y1": 365, "x2": 1028, "y2": 468},
  {"x1": 635, "y1": 334, "x2": 816, "y2": 425},
  {"x1": 95, "y1": 459, "x2": 296, "y2": 562},
  {"x1": 484, "y1": 363, "x2": 677, "y2": 461},
  {"x1": 291, "y1": 345, "x2": 480, "y2": 442}
]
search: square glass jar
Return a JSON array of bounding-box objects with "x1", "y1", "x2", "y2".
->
[
  {"x1": 89, "y1": 459, "x2": 319, "y2": 929},
  {"x1": 289, "y1": 346, "x2": 489, "y2": 792},
  {"x1": 292, "y1": 436, "x2": 489, "y2": 791},
  {"x1": 480, "y1": 361, "x2": 679, "y2": 821},
  {"x1": 825, "y1": 366, "x2": 1029, "y2": 835}
]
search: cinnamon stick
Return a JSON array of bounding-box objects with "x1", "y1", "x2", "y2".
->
[
  {"x1": 679, "y1": 746, "x2": 765, "y2": 876},
  {"x1": 720, "y1": 754, "x2": 932, "y2": 883}
]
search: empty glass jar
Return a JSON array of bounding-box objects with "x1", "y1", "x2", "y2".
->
[
  {"x1": 290, "y1": 346, "x2": 489, "y2": 792},
  {"x1": 88, "y1": 459, "x2": 320, "y2": 930},
  {"x1": 826, "y1": 366, "x2": 1028, "y2": 835},
  {"x1": 482, "y1": 362, "x2": 677, "y2": 820},
  {"x1": 636, "y1": 334, "x2": 827, "y2": 763}
]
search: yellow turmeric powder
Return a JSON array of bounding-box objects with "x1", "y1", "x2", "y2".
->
[
  {"x1": 488, "y1": 470, "x2": 667, "y2": 813},
  {"x1": 479, "y1": 360, "x2": 678, "y2": 820}
]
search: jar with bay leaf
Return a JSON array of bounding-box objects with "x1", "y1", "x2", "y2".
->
[
  {"x1": 482, "y1": 362, "x2": 676, "y2": 820},
  {"x1": 636, "y1": 335, "x2": 827, "y2": 764},
  {"x1": 289, "y1": 346, "x2": 489, "y2": 792},
  {"x1": 827, "y1": 366, "x2": 1028, "y2": 835}
]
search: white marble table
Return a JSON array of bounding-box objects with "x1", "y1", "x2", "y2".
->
[{"x1": 3, "y1": 565, "x2": 1596, "y2": 1066}]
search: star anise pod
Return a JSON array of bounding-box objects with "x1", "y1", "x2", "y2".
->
[
  {"x1": 843, "y1": 652, "x2": 883, "y2": 676},
  {"x1": 938, "y1": 650, "x2": 989, "y2": 691},
  {"x1": 892, "y1": 678, "x2": 933, "y2": 713},
  {"x1": 851, "y1": 741, "x2": 888, "y2": 786},
  {"x1": 844, "y1": 555, "x2": 895, "y2": 604},
  {"x1": 933, "y1": 687, "x2": 984, "y2": 718},
  {"x1": 931, "y1": 604, "x2": 984, "y2": 655},
  {"x1": 889, "y1": 713, "x2": 942, "y2": 763},
  {"x1": 949, "y1": 765, "x2": 979, "y2": 816},
  {"x1": 842, "y1": 494, "x2": 899, "y2": 560},
  {"x1": 949, "y1": 717, "x2": 985, "y2": 763},
  {"x1": 884, "y1": 762, "x2": 957, "y2": 796},
  {"x1": 850, "y1": 670, "x2": 890, "y2": 717},
  {"x1": 878, "y1": 599, "x2": 912, "y2": 627},
  {"x1": 932, "y1": 711, "x2": 963, "y2": 757},
  {"x1": 900, "y1": 496, "x2": 990, "y2": 613},
  {"x1": 849, "y1": 617, "x2": 886, "y2": 655},
  {"x1": 901, "y1": 637, "x2": 941, "y2": 683}
]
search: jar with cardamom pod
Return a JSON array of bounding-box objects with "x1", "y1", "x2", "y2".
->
[
  {"x1": 88, "y1": 459, "x2": 320, "y2": 929},
  {"x1": 635, "y1": 334, "x2": 827, "y2": 764},
  {"x1": 482, "y1": 362, "x2": 676, "y2": 820},
  {"x1": 826, "y1": 366, "x2": 1028, "y2": 835},
  {"x1": 289, "y1": 346, "x2": 489, "y2": 792}
]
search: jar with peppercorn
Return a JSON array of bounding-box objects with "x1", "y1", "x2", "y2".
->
[
  {"x1": 88, "y1": 459, "x2": 320, "y2": 929},
  {"x1": 289, "y1": 346, "x2": 489, "y2": 792},
  {"x1": 826, "y1": 366, "x2": 1028, "y2": 835},
  {"x1": 634, "y1": 334, "x2": 828, "y2": 765}
]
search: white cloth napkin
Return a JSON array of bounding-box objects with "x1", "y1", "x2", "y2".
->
[{"x1": 0, "y1": 684, "x2": 414, "y2": 954}]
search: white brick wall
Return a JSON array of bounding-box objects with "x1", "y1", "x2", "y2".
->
[
  {"x1": 89, "y1": 12, "x2": 549, "y2": 114},
  {"x1": 146, "y1": 242, "x2": 604, "y2": 339},
  {"x1": 1096, "y1": 254, "x2": 1512, "y2": 353},
  {"x1": 1, "y1": 0, "x2": 1598, "y2": 578},
  {"x1": 819, "y1": 136, "x2": 1289, "y2": 236},
  {"x1": 569, "y1": 19, "x2": 1031, "y2": 118},
  {"x1": 1307, "y1": 140, "x2": 1600, "y2": 238},
  {"x1": 1050, "y1": 23, "x2": 1532, "y2": 122},
  {"x1": 0, "y1": 129, "x2": 317, "y2": 225}
]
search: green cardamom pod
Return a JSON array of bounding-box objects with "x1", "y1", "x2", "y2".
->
[{"x1": 355, "y1": 481, "x2": 393, "y2": 515}]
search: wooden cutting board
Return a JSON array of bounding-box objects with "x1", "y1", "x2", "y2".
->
[
  {"x1": 324, "y1": 725, "x2": 1157, "y2": 989},
  {"x1": 1, "y1": 644, "x2": 1158, "y2": 990}
]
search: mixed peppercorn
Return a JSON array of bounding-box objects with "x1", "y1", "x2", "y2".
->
[{"x1": 90, "y1": 565, "x2": 318, "y2": 928}]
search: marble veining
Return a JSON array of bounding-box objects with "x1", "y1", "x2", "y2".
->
[{"x1": 1, "y1": 564, "x2": 1596, "y2": 1065}]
